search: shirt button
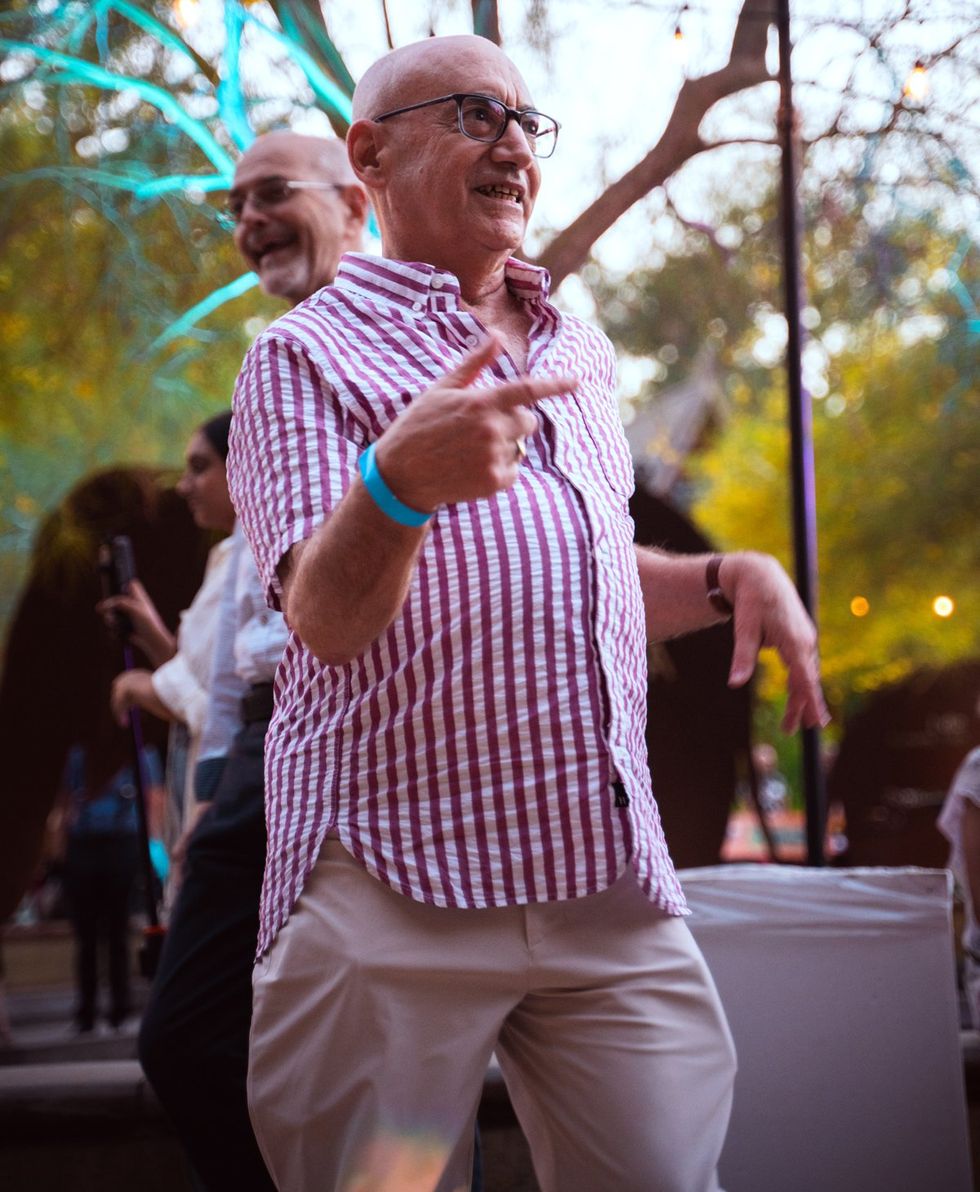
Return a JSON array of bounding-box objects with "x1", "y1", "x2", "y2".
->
[
  {"x1": 431, "y1": 276, "x2": 444, "y2": 290},
  {"x1": 412, "y1": 301, "x2": 424, "y2": 312},
  {"x1": 465, "y1": 334, "x2": 479, "y2": 347}
]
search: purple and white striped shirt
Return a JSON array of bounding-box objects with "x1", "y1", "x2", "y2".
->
[{"x1": 229, "y1": 253, "x2": 687, "y2": 957}]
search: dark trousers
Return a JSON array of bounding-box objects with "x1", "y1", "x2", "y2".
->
[
  {"x1": 64, "y1": 833, "x2": 139, "y2": 1030},
  {"x1": 139, "y1": 717, "x2": 274, "y2": 1192}
]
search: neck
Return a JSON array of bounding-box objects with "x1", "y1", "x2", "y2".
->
[
  {"x1": 460, "y1": 264, "x2": 531, "y2": 370},
  {"x1": 379, "y1": 239, "x2": 530, "y2": 364},
  {"x1": 457, "y1": 266, "x2": 515, "y2": 317},
  {"x1": 381, "y1": 234, "x2": 515, "y2": 296}
]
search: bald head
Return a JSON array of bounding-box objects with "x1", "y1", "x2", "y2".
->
[
  {"x1": 231, "y1": 131, "x2": 367, "y2": 303},
  {"x1": 235, "y1": 131, "x2": 357, "y2": 188},
  {"x1": 352, "y1": 35, "x2": 527, "y2": 122},
  {"x1": 348, "y1": 36, "x2": 543, "y2": 279}
]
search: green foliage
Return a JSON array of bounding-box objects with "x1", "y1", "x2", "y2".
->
[
  {"x1": 594, "y1": 181, "x2": 980, "y2": 713},
  {"x1": 2, "y1": 0, "x2": 976, "y2": 711},
  {"x1": 0, "y1": 1, "x2": 358, "y2": 645},
  {"x1": 0, "y1": 101, "x2": 285, "y2": 636}
]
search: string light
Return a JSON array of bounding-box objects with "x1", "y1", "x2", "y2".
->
[
  {"x1": 850, "y1": 596, "x2": 870, "y2": 617},
  {"x1": 903, "y1": 59, "x2": 929, "y2": 103},
  {"x1": 933, "y1": 595, "x2": 955, "y2": 618},
  {"x1": 673, "y1": 4, "x2": 689, "y2": 65},
  {"x1": 12, "y1": 0, "x2": 966, "y2": 351},
  {"x1": 173, "y1": 0, "x2": 201, "y2": 30}
]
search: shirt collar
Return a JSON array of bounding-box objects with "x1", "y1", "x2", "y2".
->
[{"x1": 333, "y1": 252, "x2": 552, "y2": 312}]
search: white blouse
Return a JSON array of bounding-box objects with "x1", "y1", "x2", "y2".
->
[{"x1": 152, "y1": 535, "x2": 234, "y2": 815}]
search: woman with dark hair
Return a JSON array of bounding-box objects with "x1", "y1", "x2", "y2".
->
[{"x1": 100, "y1": 411, "x2": 236, "y2": 880}]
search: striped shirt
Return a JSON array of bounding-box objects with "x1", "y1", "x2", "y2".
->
[{"x1": 229, "y1": 253, "x2": 687, "y2": 957}]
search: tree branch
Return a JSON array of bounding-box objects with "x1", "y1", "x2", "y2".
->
[
  {"x1": 471, "y1": 0, "x2": 502, "y2": 45},
  {"x1": 703, "y1": 136, "x2": 777, "y2": 150},
  {"x1": 662, "y1": 188, "x2": 734, "y2": 262},
  {"x1": 381, "y1": 0, "x2": 395, "y2": 51},
  {"x1": 268, "y1": 0, "x2": 355, "y2": 136},
  {"x1": 534, "y1": 0, "x2": 774, "y2": 289}
]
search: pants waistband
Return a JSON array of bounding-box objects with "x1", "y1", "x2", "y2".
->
[{"x1": 241, "y1": 681, "x2": 274, "y2": 725}]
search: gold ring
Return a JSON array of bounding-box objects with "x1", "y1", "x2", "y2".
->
[{"x1": 515, "y1": 436, "x2": 527, "y2": 461}]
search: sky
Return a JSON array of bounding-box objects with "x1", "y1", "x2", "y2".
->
[
  {"x1": 162, "y1": 0, "x2": 979, "y2": 288},
  {"x1": 131, "y1": 0, "x2": 971, "y2": 401},
  {"x1": 10, "y1": 1, "x2": 974, "y2": 347},
  {"x1": 1, "y1": 0, "x2": 974, "y2": 630}
]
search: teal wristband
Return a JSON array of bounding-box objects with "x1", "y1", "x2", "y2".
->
[{"x1": 358, "y1": 442, "x2": 433, "y2": 528}]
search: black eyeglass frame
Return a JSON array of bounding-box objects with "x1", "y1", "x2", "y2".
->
[{"x1": 372, "y1": 92, "x2": 560, "y2": 159}]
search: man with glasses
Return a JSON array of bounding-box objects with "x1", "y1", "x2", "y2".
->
[
  {"x1": 138, "y1": 131, "x2": 367, "y2": 1192},
  {"x1": 373, "y1": 91, "x2": 560, "y2": 158},
  {"x1": 227, "y1": 135, "x2": 366, "y2": 305},
  {"x1": 231, "y1": 35, "x2": 827, "y2": 1192}
]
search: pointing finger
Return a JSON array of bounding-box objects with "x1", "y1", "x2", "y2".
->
[
  {"x1": 439, "y1": 335, "x2": 503, "y2": 389},
  {"x1": 488, "y1": 372, "x2": 579, "y2": 411}
]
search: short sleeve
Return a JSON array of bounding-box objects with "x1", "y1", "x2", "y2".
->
[
  {"x1": 953, "y1": 750, "x2": 980, "y2": 808},
  {"x1": 938, "y1": 747, "x2": 980, "y2": 851},
  {"x1": 151, "y1": 652, "x2": 209, "y2": 735},
  {"x1": 228, "y1": 331, "x2": 362, "y2": 610}
]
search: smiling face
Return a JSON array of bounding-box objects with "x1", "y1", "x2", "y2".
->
[
  {"x1": 176, "y1": 431, "x2": 236, "y2": 534},
  {"x1": 230, "y1": 133, "x2": 365, "y2": 303},
  {"x1": 349, "y1": 38, "x2": 543, "y2": 279}
]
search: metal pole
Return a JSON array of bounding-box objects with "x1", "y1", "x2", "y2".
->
[
  {"x1": 776, "y1": 0, "x2": 826, "y2": 865},
  {"x1": 98, "y1": 536, "x2": 166, "y2": 973},
  {"x1": 120, "y1": 641, "x2": 161, "y2": 932},
  {"x1": 120, "y1": 642, "x2": 166, "y2": 978}
]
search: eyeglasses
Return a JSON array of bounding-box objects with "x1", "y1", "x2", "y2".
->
[
  {"x1": 372, "y1": 93, "x2": 560, "y2": 159},
  {"x1": 222, "y1": 177, "x2": 346, "y2": 226}
]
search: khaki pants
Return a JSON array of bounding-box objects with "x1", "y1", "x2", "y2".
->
[{"x1": 249, "y1": 841, "x2": 736, "y2": 1192}]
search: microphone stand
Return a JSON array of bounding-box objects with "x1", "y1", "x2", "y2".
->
[{"x1": 99, "y1": 539, "x2": 166, "y2": 978}]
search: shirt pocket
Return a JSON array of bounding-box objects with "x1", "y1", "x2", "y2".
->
[{"x1": 569, "y1": 386, "x2": 635, "y2": 504}]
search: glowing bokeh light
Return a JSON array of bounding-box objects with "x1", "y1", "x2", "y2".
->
[
  {"x1": 903, "y1": 61, "x2": 929, "y2": 103},
  {"x1": 173, "y1": 0, "x2": 201, "y2": 31},
  {"x1": 933, "y1": 595, "x2": 955, "y2": 618},
  {"x1": 5, "y1": 0, "x2": 972, "y2": 354}
]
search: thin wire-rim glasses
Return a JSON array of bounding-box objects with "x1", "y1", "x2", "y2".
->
[{"x1": 221, "y1": 178, "x2": 346, "y2": 227}]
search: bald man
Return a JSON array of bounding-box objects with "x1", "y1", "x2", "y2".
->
[
  {"x1": 231, "y1": 36, "x2": 827, "y2": 1192},
  {"x1": 138, "y1": 131, "x2": 367, "y2": 1192}
]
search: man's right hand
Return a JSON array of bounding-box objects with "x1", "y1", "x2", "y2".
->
[
  {"x1": 373, "y1": 336, "x2": 577, "y2": 515},
  {"x1": 282, "y1": 337, "x2": 577, "y2": 666}
]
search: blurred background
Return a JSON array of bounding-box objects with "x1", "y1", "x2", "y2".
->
[
  {"x1": 0, "y1": 0, "x2": 978, "y2": 970},
  {"x1": 1, "y1": 4, "x2": 978, "y2": 1188}
]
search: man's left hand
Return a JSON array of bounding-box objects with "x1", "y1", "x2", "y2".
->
[{"x1": 721, "y1": 552, "x2": 830, "y2": 734}]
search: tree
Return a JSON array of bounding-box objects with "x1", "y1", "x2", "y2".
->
[
  {"x1": 5, "y1": 0, "x2": 975, "y2": 309},
  {"x1": 0, "y1": 0, "x2": 975, "y2": 890},
  {"x1": 0, "y1": 0, "x2": 976, "y2": 641},
  {"x1": 0, "y1": 101, "x2": 285, "y2": 632},
  {"x1": 592, "y1": 180, "x2": 979, "y2": 717}
]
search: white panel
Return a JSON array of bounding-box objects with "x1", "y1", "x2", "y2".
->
[{"x1": 680, "y1": 865, "x2": 972, "y2": 1192}]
